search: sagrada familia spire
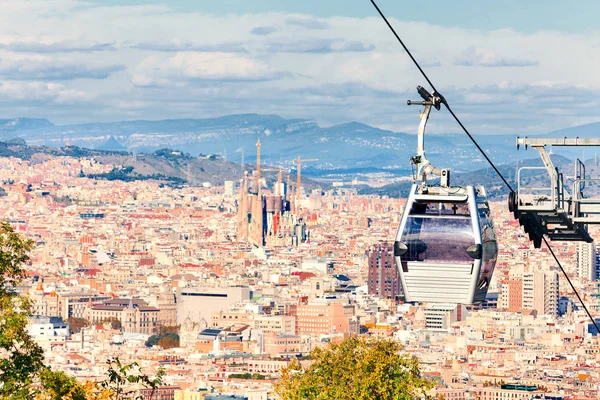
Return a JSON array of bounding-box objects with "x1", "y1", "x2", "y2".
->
[{"x1": 236, "y1": 139, "x2": 308, "y2": 247}]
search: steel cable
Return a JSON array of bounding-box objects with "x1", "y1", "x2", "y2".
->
[
  {"x1": 369, "y1": 0, "x2": 514, "y2": 193},
  {"x1": 369, "y1": 0, "x2": 598, "y2": 330}
]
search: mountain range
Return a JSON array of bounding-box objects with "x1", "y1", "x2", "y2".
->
[
  {"x1": 1, "y1": 114, "x2": 599, "y2": 180},
  {"x1": 361, "y1": 154, "x2": 599, "y2": 200}
]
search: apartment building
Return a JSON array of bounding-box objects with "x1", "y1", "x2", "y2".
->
[
  {"x1": 292, "y1": 300, "x2": 356, "y2": 335},
  {"x1": 424, "y1": 304, "x2": 462, "y2": 331},
  {"x1": 522, "y1": 271, "x2": 559, "y2": 317},
  {"x1": 577, "y1": 242, "x2": 597, "y2": 281},
  {"x1": 366, "y1": 242, "x2": 402, "y2": 302},
  {"x1": 499, "y1": 279, "x2": 522, "y2": 312}
]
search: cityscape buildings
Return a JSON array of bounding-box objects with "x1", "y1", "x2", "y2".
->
[{"x1": 0, "y1": 149, "x2": 596, "y2": 399}]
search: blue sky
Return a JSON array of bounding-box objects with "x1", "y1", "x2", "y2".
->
[
  {"x1": 0, "y1": 0, "x2": 598, "y2": 134},
  {"x1": 88, "y1": 0, "x2": 600, "y2": 33}
]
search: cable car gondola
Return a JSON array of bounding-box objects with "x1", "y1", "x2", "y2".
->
[{"x1": 394, "y1": 87, "x2": 498, "y2": 304}]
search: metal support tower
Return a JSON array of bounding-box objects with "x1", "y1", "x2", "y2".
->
[{"x1": 512, "y1": 137, "x2": 600, "y2": 247}]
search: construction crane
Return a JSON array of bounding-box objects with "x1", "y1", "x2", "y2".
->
[
  {"x1": 256, "y1": 139, "x2": 261, "y2": 184},
  {"x1": 276, "y1": 168, "x2": 283, "y2": 196},
  {"x1": 296, "y1": 156, "x2": 318, "y2": 210}
]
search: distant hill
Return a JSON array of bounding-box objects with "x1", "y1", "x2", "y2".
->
[
  {"x1": 0, "y1": 140, "x2": 323, "y2": 189},
  {"x1": 0, "y1": 113, "x2": 521, "y2": 173},
  {"x1": 96, "y1": 135, "x2": 126, "y2": 151},
  {"x1": 545, "y1": 121, "x2": 600, "y2": 138},
  {"x1": 1, "y1": 113, "x2": 599, "y2": 178},
  {"x1": 0, "y1": 118, "x2": 53, "y2": 132},
  {"x1": 359, "y1": 154, "x2": 600, "y2": 200}
]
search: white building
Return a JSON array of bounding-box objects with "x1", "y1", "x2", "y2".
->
[
  {"x1": 301, "y1": 257, "x2": 334, "y2": 274},
  {"x1": 27, "y1": 316, "x2": 70, "y2": 343},
  {"x1": 423, "y1": 303, "x2": 464, "y2": 332},
  {"x1": 522, "y1": 271, "x2": 559, "y2": 316},
  {"x1": 177, "y1": 286, "x2": 251, "y2": 325},
  {"x1": 251, "y1": 315, "x2": 296, "y2": 335},
  {"x1": 577, "y1": 242, "x2": 597, "y2": 281},
  {"x1": 224, "y1": 181, "x2": 235, "y2": 196}
]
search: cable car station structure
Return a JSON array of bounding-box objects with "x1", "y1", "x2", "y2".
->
[{"x1": 511, "y1": 137, "x2": 600, "y2": 248}]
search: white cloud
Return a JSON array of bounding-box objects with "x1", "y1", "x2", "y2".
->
[
  {"x1": 0, "y1": 2, "x2": 596, "y2": 132},
  {"x1": 285, "y1": 16, "x2": 329, "y2": 30},
  {"x1": 132, "y1": 53, "x2": 290, "y2": 87},
  {"x1": 0, "y1": 55, "x2": 124, "y2": 80},
  {"x1": 0, "y1": 39, "x2": 116, "y2": 53},
  {"x1": 251, "y1": 26, "x2": 278, "y2": 36},
  {"x1": 453, "y1": 47, "x2": 538, "y2": 67},
  {"x1": 131, "y1": 40, "x2": 247, "y2": 53},
  {"x1": 267, "y1": 39, "x2": 374, "y2": 53},
  {"x1": 0, "y1": 81, "x2": 90, "y2": 104}
]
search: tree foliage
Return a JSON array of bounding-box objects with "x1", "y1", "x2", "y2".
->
[
  {"x1": 87, "y1": 166, "x2": 186, "y2": 185},
  {"x1": 97, "y1": 357, "x2": 165, "y2": 400},
  {"x1": 156, "y1": 336, "x2": 178, "y2": 349},
  {"x1": 229, "y1": 372, "x2": 268, "y2": 380},
  {"x1": 67, "y1": 317, "x2": 90, "y2": 334},
  {"x1": 275, "y1": 336, "x2": 434, "y2": 400},
  {"x1": 145, "y1": 332, "x2": 179, "y2": 348},
  {"x1": 158, "y1": 325, "x2": 179, "y2": 335},
  {"x1": 37, "y1": 369, "x2": 88, "y2": 400},
  {"x1": 37, "y1": 359, "x2": 165, "y2": 400},
  {"x1": 0, "y1": 221, "x2": 45, "y2": 399},
  {"x1": 101, "y1": 317, "x2": 122, "y2": 331},
  {"x1": 0, "y1": 221, "x2": 34, "y2": 295}
]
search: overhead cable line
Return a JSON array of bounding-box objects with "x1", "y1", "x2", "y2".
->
[
  {"x1": 369, "y1": 0, "x2": 598, "y2": 329},
  {"x1": 543, "y1": 237, "x2": 600, "y2": 334},
  {"x1": 369, "y1": 0, "x2": 513, "y2": 193}
]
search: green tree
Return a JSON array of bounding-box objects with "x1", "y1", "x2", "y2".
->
[
  {"x1": 275, "y1": 336, "x2": 434, "y2": 400},
  {"x1": 0, "y1": 221, "x2": 45, "y2": 399},
  {"x1": 97, "y1": 357, "x2": 165, "y2": 400},
  {"x1": 230, "y1": 372, "x2": 268, "y2": 380},
  {"x1": 158, "y1": 325, "x2": 179, "y2": 335},
  {"x1": 37, "y1": 359, "x2": 165, "y2": 400},
  {"x1": 105, "y1": 317, "x2": 122, "y2": 331},
  {"x1": 156, "y1": 336, "x2": 178, "y2": 349},
  {"x1": 145, "y1": 332, "x2": 179, "y2": 348},
  {"x1": 37, "y1": 369, "x2": 88, "y2": 400},
  {"x1": 67, "y1": 317, "x2": 90, "y2": 334},
  {"x1": 0, "y1": 222, "x2": 165, "y2": 400}
]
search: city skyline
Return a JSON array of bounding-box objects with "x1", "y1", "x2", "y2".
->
[{"x1": 6, "y1": 147, "x2": 599, "y2": 399}]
